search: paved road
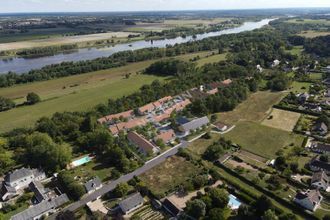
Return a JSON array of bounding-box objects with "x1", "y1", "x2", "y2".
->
[{"x1": 48, "y1": 139, "x2": 192, "y2": 219}]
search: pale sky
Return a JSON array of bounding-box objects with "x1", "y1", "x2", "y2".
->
[{"x1": 0, "y1": 0, "x2": 330, "y2": 13}]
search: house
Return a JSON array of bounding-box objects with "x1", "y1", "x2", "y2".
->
[
  {"x1": 294, "y1": 189, "x2": 322, "y2": 211},
  {"x1": 256, "y1": 64, "x2": 263, "y2": 72},
  {"x1": 0, "y1": 183, "x2": 17, "y2": 201},
  {"x1": 298, "y1": 93, "x2": 310, "y2": 104},
  {"x1": 311, "y1": 171, "x2": 329, "y2": 191},
  {"x1": 4, "y1": 168, "x2": 46, "y2": 191},
  {"x1": 155, "y1": 129, "x2": 176, "y2": 144},
  {"x1": 97, "y1": 110, "x2": 134, "y2": 124},
  {"x1": 214, "y1": 122, "x2": 228, "y2": 132},
  {"x1": 127, "y1": 131, "x2": 160, "y2": 155},
  {"x1": 309, "y1": 142, "x2": 330, "y2": 154},
  {"x1": 309, "y1": 157, "x2": 330, "y2": 174},
  {"x1": 312, "y1": 122, "x2": 328, "y2": 136},
  {"x1": 119, "y1": 192, "x2": 144, "y2": 215},
  {"x1": 11, "y1": 193, "x2": 69, "y2": 220},
  {"x1": 162, "y1": 198, "x2": 183, "y2": 217},
  {"x1": 178, "y1": 116, "x2": 210, "y2": 136},
  {"x1": 84, "y1": 177, "x2": 102, "y2": 194},
  {"x1": 29, "y1": 181, "x2": 49, "y2": 204}
]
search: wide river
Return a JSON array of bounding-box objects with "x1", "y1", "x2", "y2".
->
[{"x1": 0, "y1": 19, "x2": 273, "y2": 74}]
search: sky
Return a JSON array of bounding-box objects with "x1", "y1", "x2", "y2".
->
[{"x1": 0, "y1": 0, "x2": 330, "y2": 13}]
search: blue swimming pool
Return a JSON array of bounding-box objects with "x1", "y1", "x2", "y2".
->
[
  {"x1": 71, "y1": 155, "x2": 92, "y2": 168},
  {"x1": 228, "y1": 194, "x2": 241, "y2": 210}
]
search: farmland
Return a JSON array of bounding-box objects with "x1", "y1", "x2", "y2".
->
[
  {"x1": 222, "y1": 121, "x2": 305, "y2": 159},
  {"x1": 298, "y1": 30, "x2": 330, "y2": 38}
]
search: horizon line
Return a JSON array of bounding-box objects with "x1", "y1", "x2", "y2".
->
[{"x1": 0, "y1": 6, "x2": 330, "y2": 15}]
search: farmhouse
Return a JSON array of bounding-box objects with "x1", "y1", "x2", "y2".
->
[
  {"x1": 178, "y1": 116, "x2": 210, "y2": 136},
  {"x1": 294, "y1": 189, "x2": 322, "y2": 211},
  {"x1": 311, "y1": 171, "x2": 329, "y2": 191},
  {"x1": 127, "y1": 131, "x2": 160, "y2": 155},
  {"x1": 84, "y1": 176, "x2": 102, "y2": 194},
  {"x1": 11, "y1": 194, "x2": 69, "y2": 220},
  {"x1": 119, "y1": 192, "x2": 144, "y2": 215}
]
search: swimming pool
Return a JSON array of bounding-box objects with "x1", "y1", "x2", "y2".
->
[
  {"x1": 71, "y1": 155, "x2": 92, "y2": 168},
  {"x1": 228, "y1": 194, "x2": 241, "y2": 210}
]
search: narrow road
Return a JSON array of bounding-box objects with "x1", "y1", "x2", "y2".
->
[{"x1": 48, "y1": 138, "x2": 193, "y2": 219}]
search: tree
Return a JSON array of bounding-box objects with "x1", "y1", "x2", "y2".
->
[
  {"x1": 323, "y1": 214, "x2": 330, "y2": 220},
  {"x1": 208, "y1": 207, "x2": 231, "y2": 220},
  {"x1": 255, "y1": 195, "x2": 273, "y2": 215},
  {"x1": 0, "y1": 96, "x2": 15, "y2": 112},
  {"x1": 209, "y1": 188, "x2": 229, "y2": 209},
  {"x1": 192, "y1": 175, "x2": 209, "y2": 189},
  {"x1": 262, "y1": 209, "x2": 278, "y2": 220},
  {"x1": 56, "y1": 210, "x2": 75, "y2": 220},
  {"x1": 113, "y1": 183, "x2": 129, "y2": 197},
  {"x1": 185, "y1": 199, "x2": 206, "y2": 219},
  {"x1": 26, "y1": 92, "x2": 41, "y2": 105},
  {"x1": 58, "y1": 171, "x2": 85, "y2": 200},
  {"x1": 203, "y1": 143, "x2": 224, "y2": 161}
]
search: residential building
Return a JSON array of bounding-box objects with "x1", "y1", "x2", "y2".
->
[
  {"x1": 162, "y1": 197, "x2": 183, "y2": 217},
  {"x1": 311, "y1": 171, "x2": 329, "y2": 191},
  {"x1": 119, "y1": 192, "x2": 144, "y2": 215},
  {"x1": 309, "y1": 142, "x2": 330, "y2": 154},
  {"x1": 178, "y1": 116, "x2": 210, "y2": 136},
  {"x1": 97, "y1": 110, "x2": 134, "y2": 124},
  {"x1": 214, "y1": 122, "x2": 228, "y2": 132},
  {"x1": 11, "y1": 194, "x2": 69, "y2": 220},
  {"x1": 0, "y1": 183, "x2": 17, "y2": 201},
  {"x1": 313, "y1": 122, "x2": 328, "y2": 136},
  {"x1": 294, "y1": 190, "x2": 322, "y2": 211},
  {"x1": 4, "y1": 168, "x2": 46, "y2": 191},
  {"x1": 298, "y1": 93, "x2": 310, "y2": 104},
  {"x1": 272, "y1": 59, "x2": 280, "y2": 67},
  {"x1": 84, "y1": 177, "x2": 102, "y2": 194},
  {"x1": 29, "y1": 181, "x2": 49, "y2": 204},
  {"x1": 127, "y1": 131, "x2": 160, "y2": 155},
  {"x1": 309, "y1": 157, "x2": 330, "y2": 174}
]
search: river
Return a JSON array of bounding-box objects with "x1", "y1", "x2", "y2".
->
[{"x1": 0, "y1": 19, "x2": 274, "y2": 74}]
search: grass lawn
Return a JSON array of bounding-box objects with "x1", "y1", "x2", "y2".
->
[
  {"x1": 139, "y1": 156, "x2": 201, "y2": 198},
  {"x1": 222, "y1": 121, "x2": 305, "y2": 159},
  {"x1": 285, "y1": 46, "x2": 303, "y2": 57},
  {"x1": 290, "y1": 81, "x2": 312, "y2": 93},
  {"x1": 261, "y1": 108, "x2": 301, "y2": 132},
  {"x1": 216, "y1": 91, "x2": 286, "y2": 124},
  {"x1": 309, "y1": 72, "x2": 323, "y2": 81},
  {"x1": 188, "y1": 133, "x2": 220, "y2": 156},
  {"x1": 196, "y1": 53, "x2": 227, "y2": 67},
  {"x1": 2, "y1": 204, "x2": 29, "y2": 220},
  {"x1": 69, "y1": 160, "x2": 114, "y2": 182}
]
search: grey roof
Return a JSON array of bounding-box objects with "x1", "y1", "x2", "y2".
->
[
  {"x1": 311, "y1": 142, "x2": 330, "y2": 153},
  {"x1": 84, "y1": 176, "x2": 102, "y2": 193},
  {"x1": 295, "y1": 190, "x2": 322, "y2": 204},
  {"x1": 180, "y1": 116, "x2": 210, "y2": 132},
  {"x1": 29, "y1": 181, "x2": 48, "y2": 203},
  {"x1": 11, "y1": 194, "x2": 69, "y2": 220},
  {"x1": 5, "y1": 168, "x2": 33, "y2": 183},
  {"x1": 311, "y1": 171, "x2": 329, "y2": 186},
  {"x1": 119, "y1": 192, "x2": 144, "y2": 214}
]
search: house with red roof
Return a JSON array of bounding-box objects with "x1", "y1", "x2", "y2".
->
[{"x1": 155, "y1": 129, "x2": 176, "y2": 144}]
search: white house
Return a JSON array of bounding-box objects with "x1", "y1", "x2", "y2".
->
[
  {"x1": 4, "y1": 168, "x2": 46, "y2": 191},
  {"x1": 294, "y1": 190, "x2": 322, "y2": 211},
  {"x1": 272, "y1": 59, "x2": 280, "y2": 67}
]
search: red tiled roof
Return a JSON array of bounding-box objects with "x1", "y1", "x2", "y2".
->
[
  {"x1": 207, "y1": 88, "x2": 218, "y2": 95},
  {"x1": 138, "y1": 103, "x2": 155, "y2": 114},
  {"x1": 156, "y1": 129, "x2": 175, "y2": 143},
  {"x1": 127, "y1": 131, "x2": 157, "y2": 154},
  {"x1": 98, "y1": 110, "x2": 133, "y2": 124},
  {"x1": 221, "y1": 79, "x2": 232, "y2": 86}
]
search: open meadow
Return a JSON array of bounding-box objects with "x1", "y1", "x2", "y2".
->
[
  {"x1": 261, "y1": 108, "x2": 301, "y2": 132},
  {"x1": 216, "y1": 91, "x2": 286, "y2": 124},
  {"x1": 298, "y1": 30, "x2": 330, "y2": 38},
  {"x1": 222, "y1": 121, "x2": 305, "y2": 159}
]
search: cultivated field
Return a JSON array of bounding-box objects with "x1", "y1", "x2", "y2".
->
[
  {"x1": 0, "y1": 31, "x2": 137, "y2": 51},
  {"x1": 299, "y1": 30, "x2": 330, "y2": 38},
  {"x1": 222, "y1": 121, "x2": 305, "y2": 159},
  {"x1": 139, "y1": 156, "x2": 201, "y2": 198},
  {"x1": 261, "y1": 108, "x2": 301, "y2": 132},
  {"x1": 216, "y1": 91, "x2": 286, "y2": 124}
]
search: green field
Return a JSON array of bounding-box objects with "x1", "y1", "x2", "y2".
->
[
  {"x1": 222, "y1": 121, "x2": 305, "y2": 159},
  {"x1": 196, "y1": 53, "x2": 227, "y2": 67},
  {"x1": 286, "y1": 19, "x2": 330, "y2": 25},
  {"x1": 290, "y1": 81, "x2": 312, "y2": 93},
  {"x1": 285, "y1": 46, "x2": 303, "y2": 57}
]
